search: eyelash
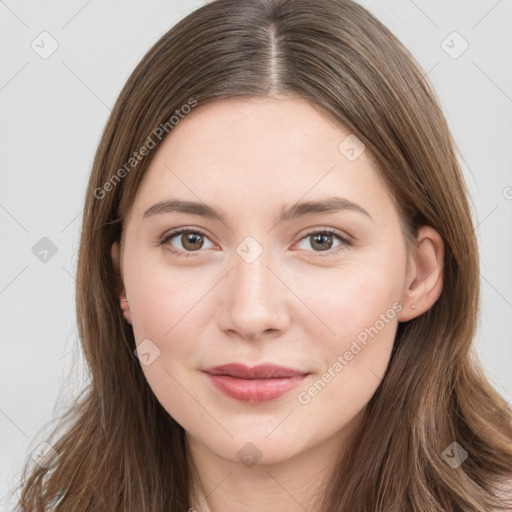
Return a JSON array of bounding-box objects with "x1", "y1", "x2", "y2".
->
[{"x1": 158, "y1": 227, "x2": 352, "y2": 258}]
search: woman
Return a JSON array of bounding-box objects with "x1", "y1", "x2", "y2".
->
[{"x1": 16, "y1": 0, "x2": 512, "y2": 510}]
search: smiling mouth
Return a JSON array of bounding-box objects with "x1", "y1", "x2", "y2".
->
[{"x1": 203, "y1": 363, "x2": 310, "y2": 403}]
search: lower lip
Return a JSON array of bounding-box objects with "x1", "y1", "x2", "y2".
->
[{"x1": 205, "y1": 373, "x2": 308, "y2": 403}]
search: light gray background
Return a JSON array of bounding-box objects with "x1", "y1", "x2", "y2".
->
[{"x1": 1, "y1": 0, "x2": 511, "y2": 508}]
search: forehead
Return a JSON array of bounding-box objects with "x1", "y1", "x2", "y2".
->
[
  {"x1": 161, "y1": 95, "x2": 352, "y2": 162},
  {"x1": 127, "y1": 96, "x2": 395, "y2": 225}
]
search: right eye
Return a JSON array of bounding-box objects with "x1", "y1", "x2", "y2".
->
[{"x1": 160, "y1": 228, "x2": 215, "y2": 257}]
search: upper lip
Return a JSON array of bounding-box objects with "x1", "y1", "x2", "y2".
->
[{"x1": 203, "y1": 363, "x2": 309, "y2": 379}]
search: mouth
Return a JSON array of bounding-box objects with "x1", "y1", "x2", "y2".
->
[{"x1": 203, "y1": 363, "x2": 310, "y2": 403}]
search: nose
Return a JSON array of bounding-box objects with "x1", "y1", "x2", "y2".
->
[{"x1": 217, "y1": 250, "x2": 291, "y2": 341}]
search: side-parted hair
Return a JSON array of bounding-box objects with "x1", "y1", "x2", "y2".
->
[{"x1": 16, "y1": 0, "x2": 512, "y2": 510}]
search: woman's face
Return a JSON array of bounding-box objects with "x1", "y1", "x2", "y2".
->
[{"x1": 115, "y1": 96, "x2": 414, "y2": 466}]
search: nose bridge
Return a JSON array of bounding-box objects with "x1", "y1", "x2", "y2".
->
[
  {"x1": 233, "y1": 247, "x2": 270, "y2": 299},
  {"x1": 231, "y1": 243, "x2": 275, "y2": 310},
  {"x1": 232, "y1": 232, "x2": 274, "y2": 293},
  {"x1": 220, "y1": 239, "x2": 289, "y2": 338}
]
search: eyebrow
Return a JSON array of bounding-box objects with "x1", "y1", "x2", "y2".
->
[{"x1": 142, "y1": 196, "x2": 373, "y2": 224}]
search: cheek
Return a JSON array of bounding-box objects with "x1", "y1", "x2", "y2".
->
[
  {"x1": 316, "y1": 287, "x2": 399, "y2": 381},
  {"x1": 293, "y1": 260, "x2": 403, "y2": 410},
  {"x1": 302, "y1": 259, "x2": 403, "y2": 345},
  {"x1": 138, "y1": 359, "x2": 208, "y2": 440},
  {"x1": 126, "y1": 260, "x2": 211, "y2": 347},
  {"x1": 128, "y1": 270, "x2": 207, "y2": 428}
]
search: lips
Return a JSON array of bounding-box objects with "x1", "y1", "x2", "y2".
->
[
  {"x1": 203, "y1": 363, "x2": 309, "y2": 403},
  {"x1": 204, "y1": 363, "x2": 308, "y2": 379}
]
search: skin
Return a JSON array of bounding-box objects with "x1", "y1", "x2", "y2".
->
[{"x1": 111, "y1": 96, "x2": 444, "y2": 511}]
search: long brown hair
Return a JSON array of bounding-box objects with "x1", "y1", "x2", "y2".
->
[{"x1": 15, "y1": 0, "x2": 512, "y2": 510}]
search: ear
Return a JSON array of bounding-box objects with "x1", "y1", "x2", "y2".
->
[
  {"x1": 111, "y1": 241, "x2": 132, "y2": 325},
  {"x1": 398, "y1": 226, "x2": 444, "y2": 322}
]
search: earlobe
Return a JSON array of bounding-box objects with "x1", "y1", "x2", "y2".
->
[
  {"x1": 111, "y1": 241, "x2": 132, "y2": 325},
  {"x1": 398, "y1": 226, "x2": 444, "y2": 322}
]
